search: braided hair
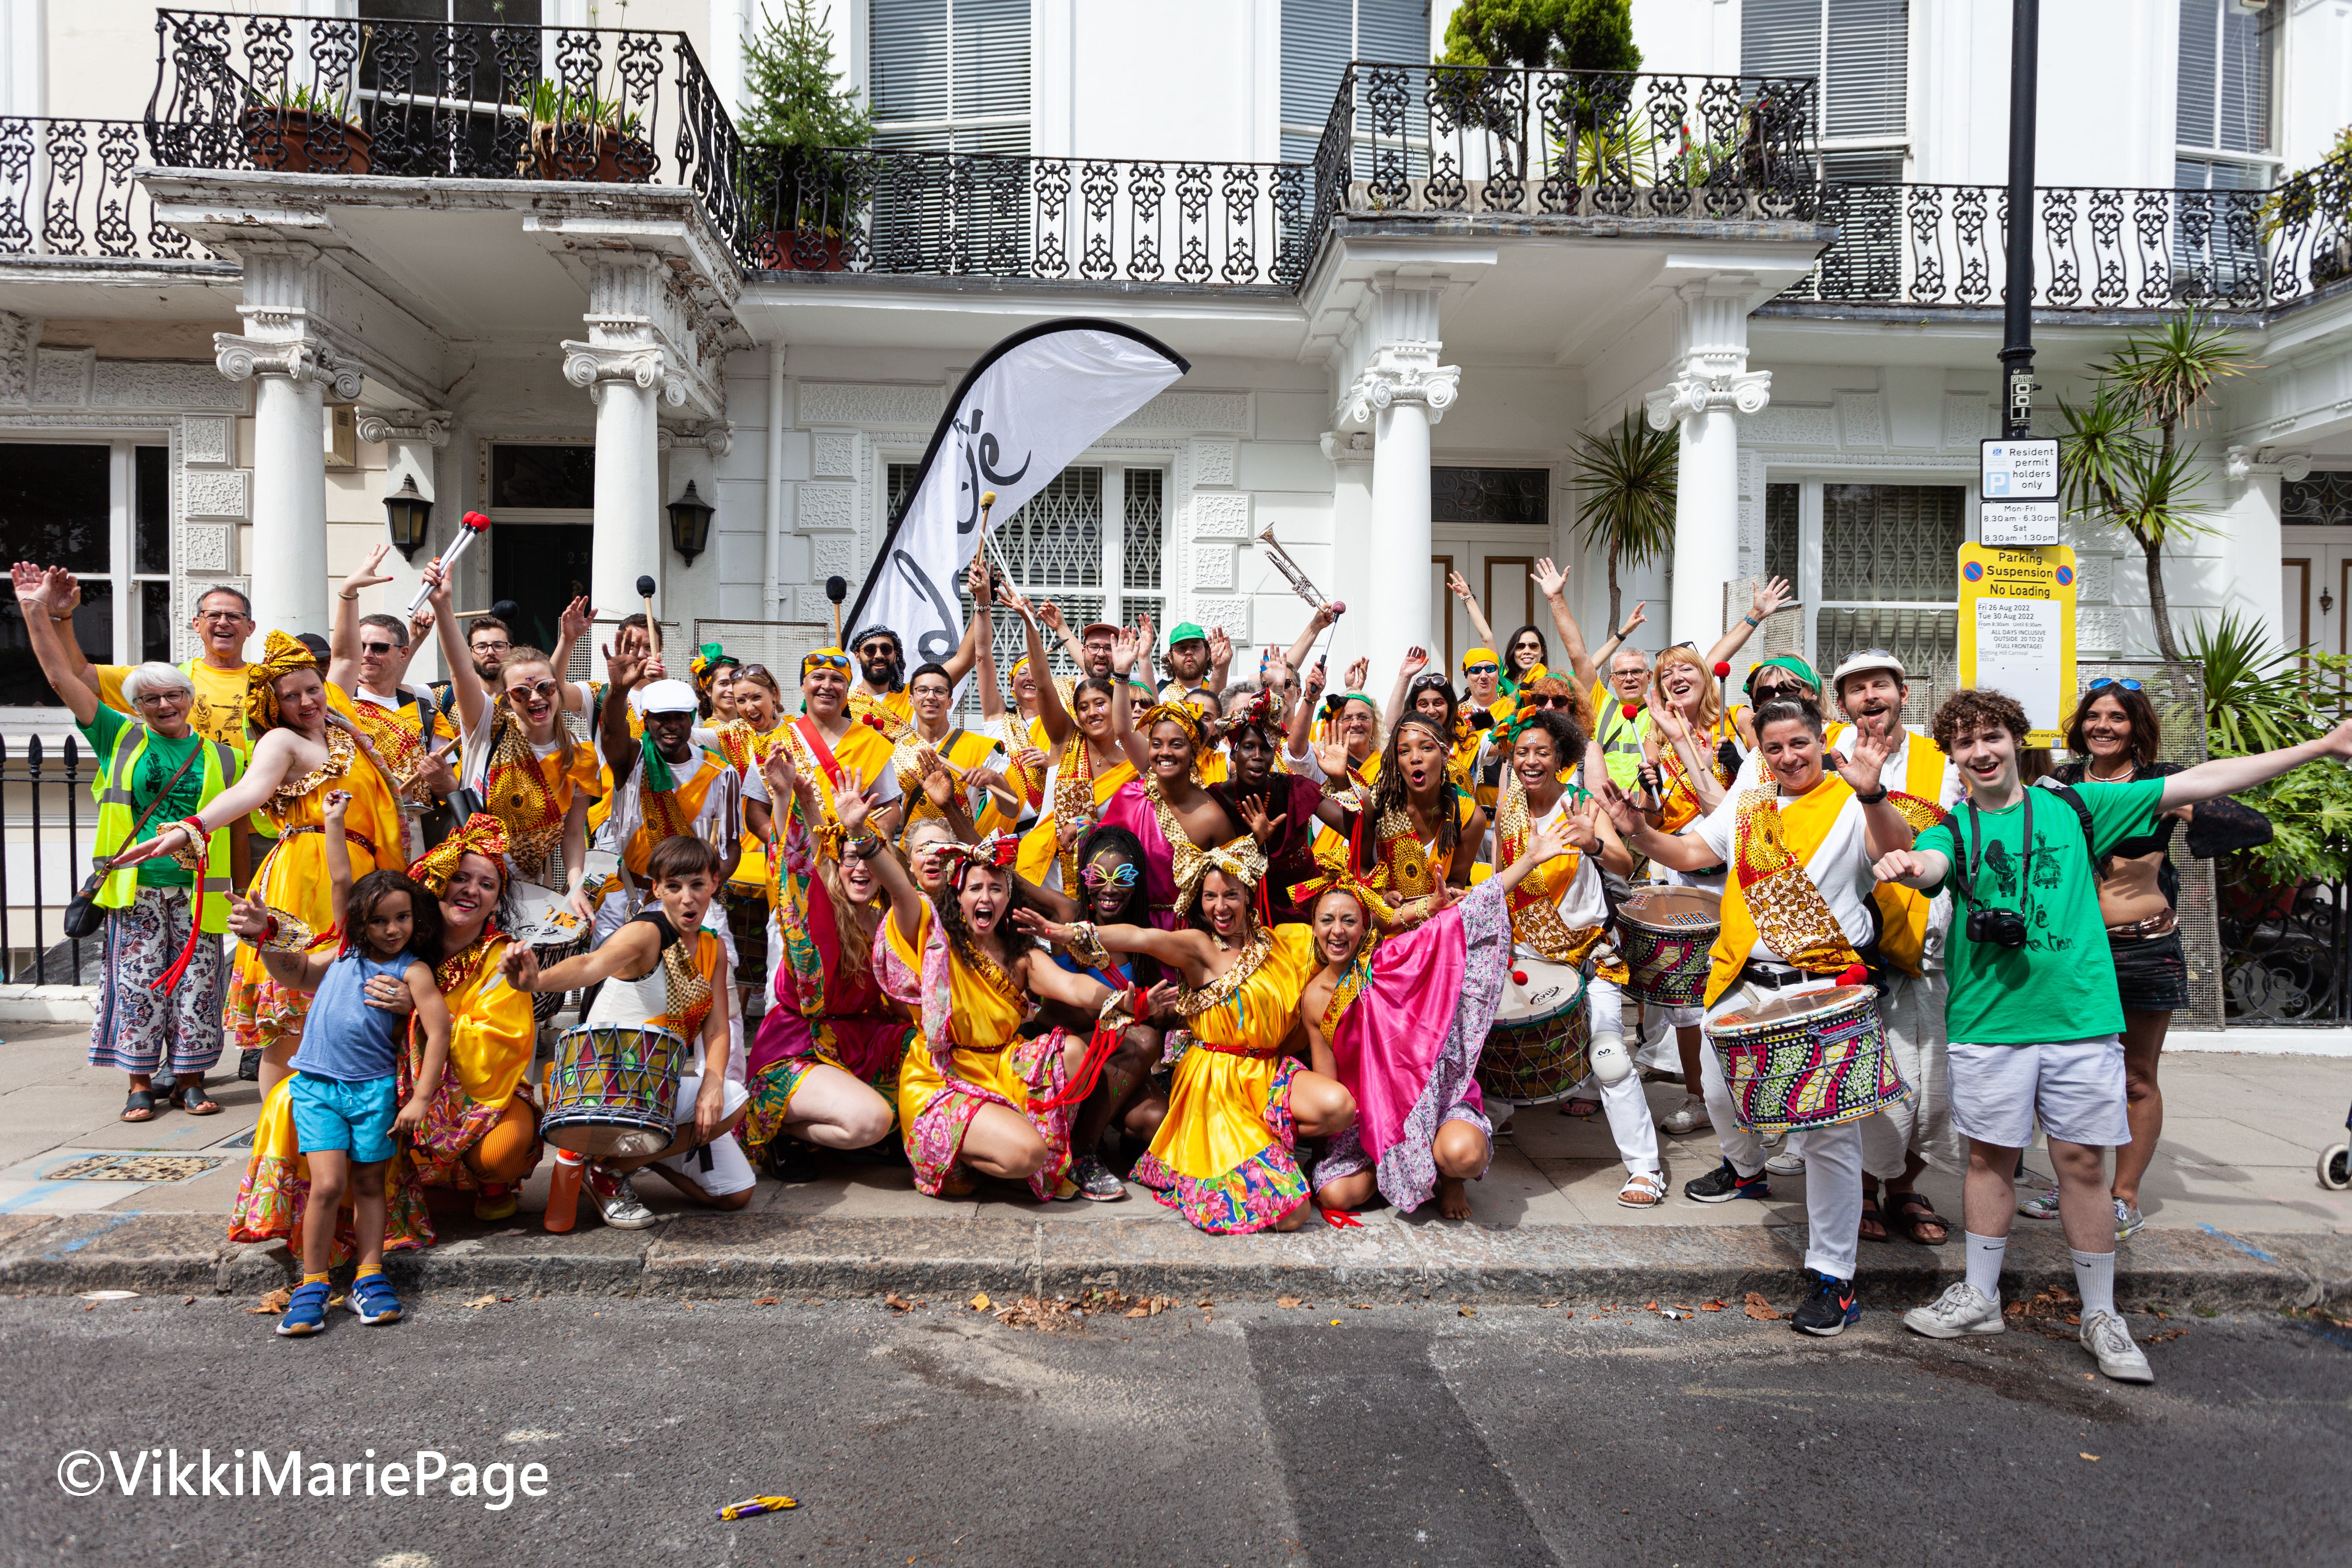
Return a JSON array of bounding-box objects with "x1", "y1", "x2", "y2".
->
[{"x1": 1364, "y1": 713, "x2": 1465, "y2": 871}]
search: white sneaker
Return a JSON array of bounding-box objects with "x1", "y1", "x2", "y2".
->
[
  {"x1": 1765, "y1": 1150, "x2": 1806, "y2": 1176},
  {"x1": 1588, "y1": 1032, "x2": 1632, "y2": 1086},
  {"x1": 1660, "y1": 1095, "x2": 1711, "y2": 1136},
  {"x1": 2079, "y1": 1309, "x2": 2155, "y2": 1384},
  {"x1": 1903, "y1": 1281, "x2": 2006, "y2": 1339}
]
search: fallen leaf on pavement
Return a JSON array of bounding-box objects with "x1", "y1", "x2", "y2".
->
[
  {"x1": 1701, "y1": 1299, "x2": 1726, "y2": 1312},
  {"x1": 753, "y1": 1297, "x2": 778, "y2": 1306},
  {"x1": 1197, "y1": 1297, "x2": 1215, "y2": 1308},
  {"x1": 1277, "y1": 1296, "x2": 1305, "y2": 1309},
  {"x1": 1539, "y1": 1300, "x2": 1559, "y2": 1309},
  {"x1": 1644, "y1": 1300, "x2": 1659, "y2": 1311},
  {"x1": 1350, "y1": 1302, "x2": 1373, "y2": 1310},
  {"x1": 1460, "y1": 1306, "x2": 1478, "y2": 1318},
  {"x1": 969, "y1": 1292, "x2": 991, "y2": 1311},
  {"x1": 464, "y1": 1294, "x2": 500, "y2": 1310},
  {"x1": 885, "y1": 1292, "x2": 914, "y2": 1313},
  {"x1": 2080, "y1": 1453, "x2": 2099, "y2": 1462},
  {"x1": 250, "y1": 1286, "x2": 292, "y2": 1314},
  {"x1": 1743, "y1": 1292, "x2": 1783, "y2": 1322}
]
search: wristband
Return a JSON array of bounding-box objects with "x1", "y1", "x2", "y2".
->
[
  {"x1": 1855, "y1": 785, "x2": 1888, "y2": 805},
  {"x1": 1743, "y1": 614, "x2": 1761, "y2": 627}
]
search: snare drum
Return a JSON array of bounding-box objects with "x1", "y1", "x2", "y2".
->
[
  {"x1": 540, "y1": 1021, "x2": 686, "y2": 1157},
  {"x1": 510, "y1": 881, "x2": 589, "y2": 1023},
  {"x1": 1617, "y1": 886, "x2": 1721, "y2": 1007},
  {"x1": 1475, "y1": 957, "x2": 1591, "y2": 1106},
  {"x1": 1707, "y1": 985, "x2": 1908, "y2": 1135}
]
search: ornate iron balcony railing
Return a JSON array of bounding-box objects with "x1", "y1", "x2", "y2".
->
[
  {"x1": 746, "y1": 147, "x2": 1313, "y2": 289},
  {"x1": 0, "y1": 117, "x2": 211, "y2": 261},
  {"x1": 143, "y1": 10, "x2": 745, "y2": 250}
]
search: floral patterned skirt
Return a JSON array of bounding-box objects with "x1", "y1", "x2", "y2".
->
[
  {"x1": 741, "y1": 1018, "x2": 914, "y2": 1166},
  {"x1": 227, "y1": 1075, "x2": 433, "y2": 1262},
  {"x1": 1133, "y1": 1050, "x2": 1305, "y2": 1234},
  {"x1": 895, "y1": 1030, "x2": 1076, "y2": 1201}
]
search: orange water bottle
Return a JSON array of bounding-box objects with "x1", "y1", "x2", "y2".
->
[{"x1": 543, "y1": 1148, "x2": 585, "y2": 1234}]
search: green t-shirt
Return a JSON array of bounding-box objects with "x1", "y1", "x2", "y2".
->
[
  {"x1": 1915, "y1": 777, "x2": 2166, "y2": 1044},
  {"x1": 80, "y1": 706, "x2": 213, "y2": 888}
]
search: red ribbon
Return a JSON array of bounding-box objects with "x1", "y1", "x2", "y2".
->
[
  {"x1": 1027, "y1": 983, "x2": 1150, "y2": 1114},
  {"x1": 1323, "y1": 1209, "x2": 1364, "y2": 1228}
]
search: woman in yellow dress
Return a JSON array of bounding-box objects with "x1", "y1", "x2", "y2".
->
[
  {"x1": 1004, "y1": 596, "x2": 1140, "y2": 892},
  {"x1": 125, "y1": 632, "x2": 408, "y2": 1092},
  {"x1": 1015, "y1": 838, "x2": 1357, "y2": 1233},
  {"x1": 865, "y1": 827, "x2": 1117, "y2": 1201}
]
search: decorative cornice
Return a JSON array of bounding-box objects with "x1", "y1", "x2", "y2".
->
[
  {"x1": 1645, "y1": 369, "x2": 1773, "y2": 429},
  {"x1": 656, "y1": 420, "x2": 735, "y2": 458},
  {"x1": 213, "y1": 332, "x2": 365, "y2": 401},
  {"x1": 1343, "y1": 343, "x2": 1461, "y2": 427},
  {"x1": 355, "y1": 408, "x2": 454, "y2": 447},
  {"x1": 560, "y1": 340, "x2": 687, "y2": 408},
  {"x1": 2223, "y1": 444, "x2": 2313, "y2": 483},
  {"x1": 1320, "y1": 429, "x2": 1374, "y2": 464}
]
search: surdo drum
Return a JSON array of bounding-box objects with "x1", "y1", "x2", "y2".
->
[
  {"x1": 1475, "y1": 957, "x2": 1591, "y2": 1106},
  {"x1": 1706, "y1": 985, "x2": 1909, "y2": 1135},
  {"x1": 1616, "y1": 885, "x2": 1720, "y2": 1008}
]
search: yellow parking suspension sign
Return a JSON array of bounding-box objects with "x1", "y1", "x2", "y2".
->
[{"x1": 1957, "y1": 543, "x2": 2078, "y2": 747}]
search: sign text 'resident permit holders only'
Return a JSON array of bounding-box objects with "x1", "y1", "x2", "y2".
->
[{"x1": 1979, "y1": 436, "x2": 2062, "y2": 547}]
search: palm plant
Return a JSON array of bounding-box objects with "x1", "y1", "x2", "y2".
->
[
  {"x1": 2185, "y1": 610, "x2": 2329, "y2": 756},
  {"x1": 2056, "y1": 312, "x2": 2251, "y2": 663},
  {"x1": 1572, "y1": 408, "x2": 1676, "y2": 627}
]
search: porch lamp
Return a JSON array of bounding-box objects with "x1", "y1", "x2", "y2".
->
[
  {"x1": 666, "y1": 480, "x2": 715, "y2": 566},
  {"x1": 382, "y1": 474, "x2": 433, "y2": 561}
]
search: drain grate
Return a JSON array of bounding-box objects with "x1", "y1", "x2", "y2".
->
[{"x1": 44, "y1": 1153, "x2": 225, "y2": 1184}]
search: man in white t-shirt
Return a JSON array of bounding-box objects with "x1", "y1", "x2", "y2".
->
[{"x1": 1605, "y1": 696, "x2": 1912, "y2": 1338}]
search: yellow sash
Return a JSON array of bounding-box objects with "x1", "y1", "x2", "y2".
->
[
  {"x1": 625, "y1": 753, "x2": 725, "y2": 877},
  {"x1": 1492, "y1": 766, "x2": 1624, "y2": 980},
  {"x1": 1705, "y1": 776, "x2": 1863, "y2": 1007},
  {"x1": 1866, "y1": 732, "x2": 1952, "y2": 977}
]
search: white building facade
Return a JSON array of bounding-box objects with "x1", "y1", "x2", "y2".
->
[{"x1": 0, "y1": 0, "x2": 2344, "y2": 744}]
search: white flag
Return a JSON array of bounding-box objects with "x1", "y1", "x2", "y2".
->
[{"x1": 845, "y1": 319, "x2": 1188, "y2": 665}]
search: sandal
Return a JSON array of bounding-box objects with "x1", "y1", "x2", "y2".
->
[
  {"x1": 1561, "y1": 1098, "x2": 1602, "y2": 1119},
  {"x1": 1887, "y1": 1190, "x2": 1950, "y2": 1247},
  {"x1": 120, "y1": 1088, "x2": 157, "y2": 1123},
  {"x1": 172, "y1": 1079, "x2": 221, "y2": 1116},
  {"x1": 1617, "y1": 1171, "x2": 1667, "y2": 1209},
  {"x1": 1858, "y1": 1193, "x2": 1888, "y2": 1244}
]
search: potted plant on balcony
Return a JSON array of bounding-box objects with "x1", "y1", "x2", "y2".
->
[
  {"x1": 242, "y1": 79, "x2": 373, "y2": 176},
  {"x1": 517, "y1": 79, "x2": 654, "y2": 183},
  {"x1": 739, "y1": 0, "x2": 872, "y2": 271}
]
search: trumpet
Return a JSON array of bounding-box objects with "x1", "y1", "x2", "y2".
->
[{"x1": 1257, "y1": 523, "x2": 1344, "y2": 616}]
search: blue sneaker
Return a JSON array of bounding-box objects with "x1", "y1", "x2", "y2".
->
[
  {"x1": 1792, "y1": 1271, "x2": 1860, "y2": 1337},
  {"x1": 347, "y1": 1272, "x2": 403, "y2": 1326},
  {"x1": 275, "y1": 1279, "x2": 330, "y2": 1337},
  {"x1": 1683, "y1": 1159, "x2": 1770, "y2": 1204}
]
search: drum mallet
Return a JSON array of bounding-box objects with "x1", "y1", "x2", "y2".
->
[
  {"x1": 404, "y1": 510, "x2": 490, "y2": 617},
  {"x1": 635, "y1": 573, "x2": 660, "y2": 658},
  {"x1": 825, "y1": 575, "x2": 847, "y2": 645}
]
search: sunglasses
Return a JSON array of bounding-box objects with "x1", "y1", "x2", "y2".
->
[
  {"x1": 1464, "y1": 663, "x2": 1499, "y2": 677},
  {"x1": 506, "y1": 678, "x2": 561, "y2": 701},
  {"x1": 1753, "y1": 682, "x2": 1800, "y2": 700},
  {"x1": 1080, "y1": 861, "x2": 1140, "y2": 890},
  {"x1": 2087, "y1": 677, "x2": 2143, "y2": 692},
  {"x1": 805, "y1": 652, "x2": 852, "y2": 672},
  {"x1": 360, "y1": 640, "x2": 401, "y2": 656},
  {"x1": 1519, "y1": 694, "x2": 1568, "y2": 710}
]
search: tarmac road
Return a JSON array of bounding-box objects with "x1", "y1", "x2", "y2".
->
[{"x1": 2, "y1": 1291, "x2": 2347, "y2": 1567}]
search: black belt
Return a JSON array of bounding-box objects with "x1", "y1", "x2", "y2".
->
[{"x1": 1739, "y1": 964, "x2": 1813, "y2": 992}]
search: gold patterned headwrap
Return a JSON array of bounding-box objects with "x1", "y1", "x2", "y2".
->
[
  {"x1": 1173, "y1": 832, "x2": 1268, "y2": 916},
  {"x1": 409, "y1": 812, "x2": 511, "y2": 897},
  {"x1": 1139, "y1": 701, "x2": 1213, "y2": 781},
  {"x1": 1287, "y1": 842, "x2": 1399, "y2": 930},
  {"x1": 243, "y1": 629, "x2": 319, "y2": 734}
]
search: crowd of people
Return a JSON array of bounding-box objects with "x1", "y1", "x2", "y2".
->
[{"x1": 18, "y1": 550, "x2": 2344, "y2": 1382}]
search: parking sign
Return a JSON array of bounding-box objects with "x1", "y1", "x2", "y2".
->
[{"x1": 1980, "y1": 436, "x2": 2061, "y2": 546}]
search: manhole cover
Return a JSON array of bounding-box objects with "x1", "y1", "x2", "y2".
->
[{"x1": 44, "y1": 1154, "x2": 224, "y2": 1184}]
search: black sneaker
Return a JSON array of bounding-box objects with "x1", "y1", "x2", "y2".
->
[
  {"x1": 1791, "y1": 1271, "x2": 1859, "y2": 1337},
  {"x1": 1683, "y1": 1159, "x2": 1769, "y2": 1204},
  {"x1": 1070, "y1": 1153, "x2": 1127, "y2": 1202}
]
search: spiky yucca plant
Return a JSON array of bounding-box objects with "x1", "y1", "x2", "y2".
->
[{"x1": 1572, "y1": 408, "x2": 1676, "y2": 628}]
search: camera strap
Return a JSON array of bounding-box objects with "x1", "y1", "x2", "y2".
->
[{"x1": 1958, "y1": 787, "x2": 2033, "y2": 916}]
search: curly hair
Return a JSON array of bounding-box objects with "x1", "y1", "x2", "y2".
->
[
  {"x1": 1366, "y1": 714, "x2": 1465, "y2": 868},
  {"x1": 1508, "y1": 707, "x2": 1590, "y2": 775},
  {"x1": 933, "y1": 858, "x2": 1030, "y2": 977},
  {"x1": 2062, "y1": 682, "x2": 2160, "y2": 768},
  {"x1": 1932, "y1": 689, "x2": 2030, "y2": 753}
]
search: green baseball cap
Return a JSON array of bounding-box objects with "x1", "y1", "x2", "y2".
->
[{"x1": 1166, "y1": 621, "x2": 1208, "y2": 649}]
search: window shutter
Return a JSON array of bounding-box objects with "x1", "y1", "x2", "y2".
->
[
  {"x1": 1824, "y1": 0, "x2": 1906, "y2": 142},
  {"x1": 2176, "y1": 0, "x2": 2218, "y2": 151},
  {"x1": 1281, "y1": 0, "x2": 1353, "y2": 164},
  {"x1": 1741, "y1": 0, "x2": 1822, "y2": 82},
  {"x1": 953, "y1": 0, "x2": 1029, "y2": 127},
  {"x1": 2217, "y1": 4, "x2": 2268, "y2": 154},
  {"x1": 872, "y1": 0, "x2": 949, "y2": 124},
  {"x1": 1356, "y1": 0, "x2": 1426, "y2": 69}
]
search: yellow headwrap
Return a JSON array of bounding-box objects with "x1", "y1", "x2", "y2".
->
[
  {"x1": 1138, "y1": 701, "x2": 1213, "y2": 781},
  {"x1": 408, "y1": 812, "x2": 511, "y2": 897},
  {"x1": 1287, "y1": 843, "x2": 1399, "y2": 930},
  {"x1": 1461, "y1": 647, "x2": 1499, "y2": 672},
  {"x1": 800, "y1": 646, "x2": 852, "y2": 679},
  {"x1": 1173, "y1": 832, "x2": 1267, "y2": 916},
  {"x1": 244, "y1": 629, "x2": 319, "y2": 734}
]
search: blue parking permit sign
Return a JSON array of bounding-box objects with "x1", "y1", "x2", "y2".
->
[{"x1": 1980, "y1": 436, "x2": 2062, "y2": 546}]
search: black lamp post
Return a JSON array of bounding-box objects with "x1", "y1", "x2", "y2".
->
[
  {"x1": 382, "y1": 473, "x2": 433, "y2": 560},
  {"x1": 666, "y1": 481, "x2": 714, "y2": 566}
]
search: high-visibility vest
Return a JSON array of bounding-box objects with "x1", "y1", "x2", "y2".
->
[{"x1": 93, "y1": 723, "x2": 237, "y2": 930}]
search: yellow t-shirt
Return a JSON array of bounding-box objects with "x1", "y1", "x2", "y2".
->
[{"x1": 98, "y1": 660, "x2": 253, "y2": 749}]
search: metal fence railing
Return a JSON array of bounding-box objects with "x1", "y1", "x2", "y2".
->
[
  {"x1": 0, "y1": 117, "x2": 217, "y2": 262},
  {"x1": 0, "y1": 731, "x2": 102, "y2": 986}
]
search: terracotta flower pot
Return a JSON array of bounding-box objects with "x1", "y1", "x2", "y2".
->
[
  {"x1": 524, "y1": 122, "x2": 655, "y2": 183},
  {"x1": 241, "y1": 108, "x2": 372, "y2": 175},
  {"x1": 752, "y1": 230, "x2": 847, "y2": 271}
]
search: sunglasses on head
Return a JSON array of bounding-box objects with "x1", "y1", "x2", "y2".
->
[
  {"x1": 2087, "y1": 677, "x2": 2143, "y2": 692},
  {"x1": 805, "y1": 652, "x2": 852, "y2": 672},
  {"x1": 1080, "y1": 861, "x2": 1140, "y2": 890},
  {"x1": 1753, "y1": 681, "x2": 1799, "y2": 700}
]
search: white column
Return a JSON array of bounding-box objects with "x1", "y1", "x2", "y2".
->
[
  {"x1": 355, "y1": 409, "x2": 453, "y2": 675},
  {"x1": 1320, "y1": 430, "x2": 1374, "y2": 675},
  {"x1": 1644, "y1": 281, "x2": 1770, "y2": 650},
  {"x1": 2223, "y1": 446, "x2": 2308, "y2": 652},
  {"x1": 214, "y1": 252, "x2": 363, "y2": 640},
  {"x1": 563, "y1": 258, "x2": 686, "y2": 652},
  {"x1": 1341, "y1": 277, "x2": 1459, "y2": 678},
  {"x1": 765, "y1": 345, "x2": 786, "y2": 619}
]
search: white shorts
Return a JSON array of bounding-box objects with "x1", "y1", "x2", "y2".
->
[
  {"x1": 654, "y1": 1073, "x2": 757, "y2": 1197},
  {"x1": 1948, "y1": 1037, "x2": 2129, "y2": 1150}
]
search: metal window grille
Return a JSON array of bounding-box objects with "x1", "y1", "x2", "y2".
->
[
  {"x1": 1810, "y1": 483, "x2": 1965, "y2": 724},
  {"x1": 1431, "y1": 467, "x2": 1549, "y2": 526},
  {"x1": 1763, "y1": 481, "x2": 1800, "y2": 588},
  {"x1": 2283, "y1": 471, "x2": 2352, "y2": 527}
]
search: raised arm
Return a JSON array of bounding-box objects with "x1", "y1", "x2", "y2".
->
[
  {"x1": 1702, "y1": 575, "x2": 1793, "y2": 670},
  {"x1": 1833, "y1": 732, "x2": 1917, "y2": 860},
  {"x1": 598, "y1": 642, "x2": 647, "y2": 780},
  {"x1": 1108, "y1": 626, "x2": 1152, "y2": 774},
  {"x1": 322, "y1": 789, "x2": 355, "y2": 930},
  {"x1": 551, "y1": 596, "x2": 593, "y2": 713},
  {"x1": 110, "y1": 729, "x2": 304, "y2": 867},
  {"x1": 1596, "y1": 777, "x2": 1721, "y2": 873},
  {"x1": 1008, "y1": 908, "x2": 1220, "y2": 985},
  {"x1": 1015, "y1": 594, "x2": 1075, "y2": 751},
  {"x1": 2156, "y1": 720, "x2": 2352, "y2": 812},
  {"x1": 327, "y1": 544, "x2": 397, "y2": 695},
  {"x1": 971, "y1": 562, "x2": 1008, "y2": 723},
  {"x1": 1531, "y1": 557, "x2": 1602, "y2": 691},
  {"x1": 1205, "y1": 626, "x2": 1232, "y2": 695},
  {"x1": 1282, "y1": 602, "x2": 1339, "y2": 676},
  {"x1": 1384, "y1": 647, "x2": 1429, "y2": 732},
  {"x1": 11, "y1": 565, "x2": 98, "y2": 727},
  {"x1": 423, "y1": 557, "x2": 487, "y2": 738},
  {"x1": 939, "y1": 598, "x2": 985, "y2": 686},
  {"x1": 1447, "y1": 570, "x2": 1496, "y2": 652}
]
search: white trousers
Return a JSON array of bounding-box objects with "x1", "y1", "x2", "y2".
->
[
  {"x1": 1702, "y1": 975, "x2": 1867, "y2": 1282},
  {"x1": 1578, "y1": 973, "x2": 1661, "y2": 1179},
  {"x1": 1859, "y1": 968, "x2": 1961, "y2": 1180}
]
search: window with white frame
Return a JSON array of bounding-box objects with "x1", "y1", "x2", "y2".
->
[
  {"x1": 1742, "y1": 0, "x2": 1908, "y2": 184},
  {"x1": 2175, "y1": 0, "x2": 2276, "y2": 191},
  {"x1": 1764, "y1": 479, "x2": 1963, "y2": 723},
  {"x1": 885, "y1": 462, "x2": 1167, "y2": 707},
  {"x1": 0, "y1": 442, "x2": 172, "y2": 710},
  {"x1": 869, "y1": 0, "x2": 1030, "y2": 155},
  {"x1": 1279, "y1": 0, "x2": 1430, "y2": 165}
]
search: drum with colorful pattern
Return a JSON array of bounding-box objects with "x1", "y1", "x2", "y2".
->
[
  {"x1": 1475, "y1": 957, "x2": 1591, "y2": 1106},
  {"x1": 1617, "y1": 885, "x2": 1720, "y2": 1006},
  {"x1": 1706, "y1": 985, "x2": 1908, "y2": 1135},
  {"x1": 540, "y1": 1021, "x2": 686, "y2": 1156}
]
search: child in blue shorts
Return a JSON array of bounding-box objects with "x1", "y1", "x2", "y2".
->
[{"x1": 236, "y1": 794, "x2": 450, "y2": 1335}]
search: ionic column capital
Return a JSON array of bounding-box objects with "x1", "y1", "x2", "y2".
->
[
  {"x1": 355, "y1": 408, "x2": 453, "y2": 447},
  {"x1": 1345, "y1": 347, "x2": 1461, "y2": 428},
  {"x1": 2224, "y1": 444, "x2": 2312, "y2": 484},
  {"x1": 656, "y1": 420, "x2": 734, "y2": 458},
  {"x1": 562, "y1": 340, "x2": 686, "y2": 408},
  {"x1": 213, "y1": 332, "x2": 365, "y2": 402},
  {"x1": 1644, "y1": 369, "x2": 1772, "y2": 431}
]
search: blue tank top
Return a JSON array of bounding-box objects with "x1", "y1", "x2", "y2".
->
[{"x1": 288, "y1": 946, "x2": 418, "y2": 1083}]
